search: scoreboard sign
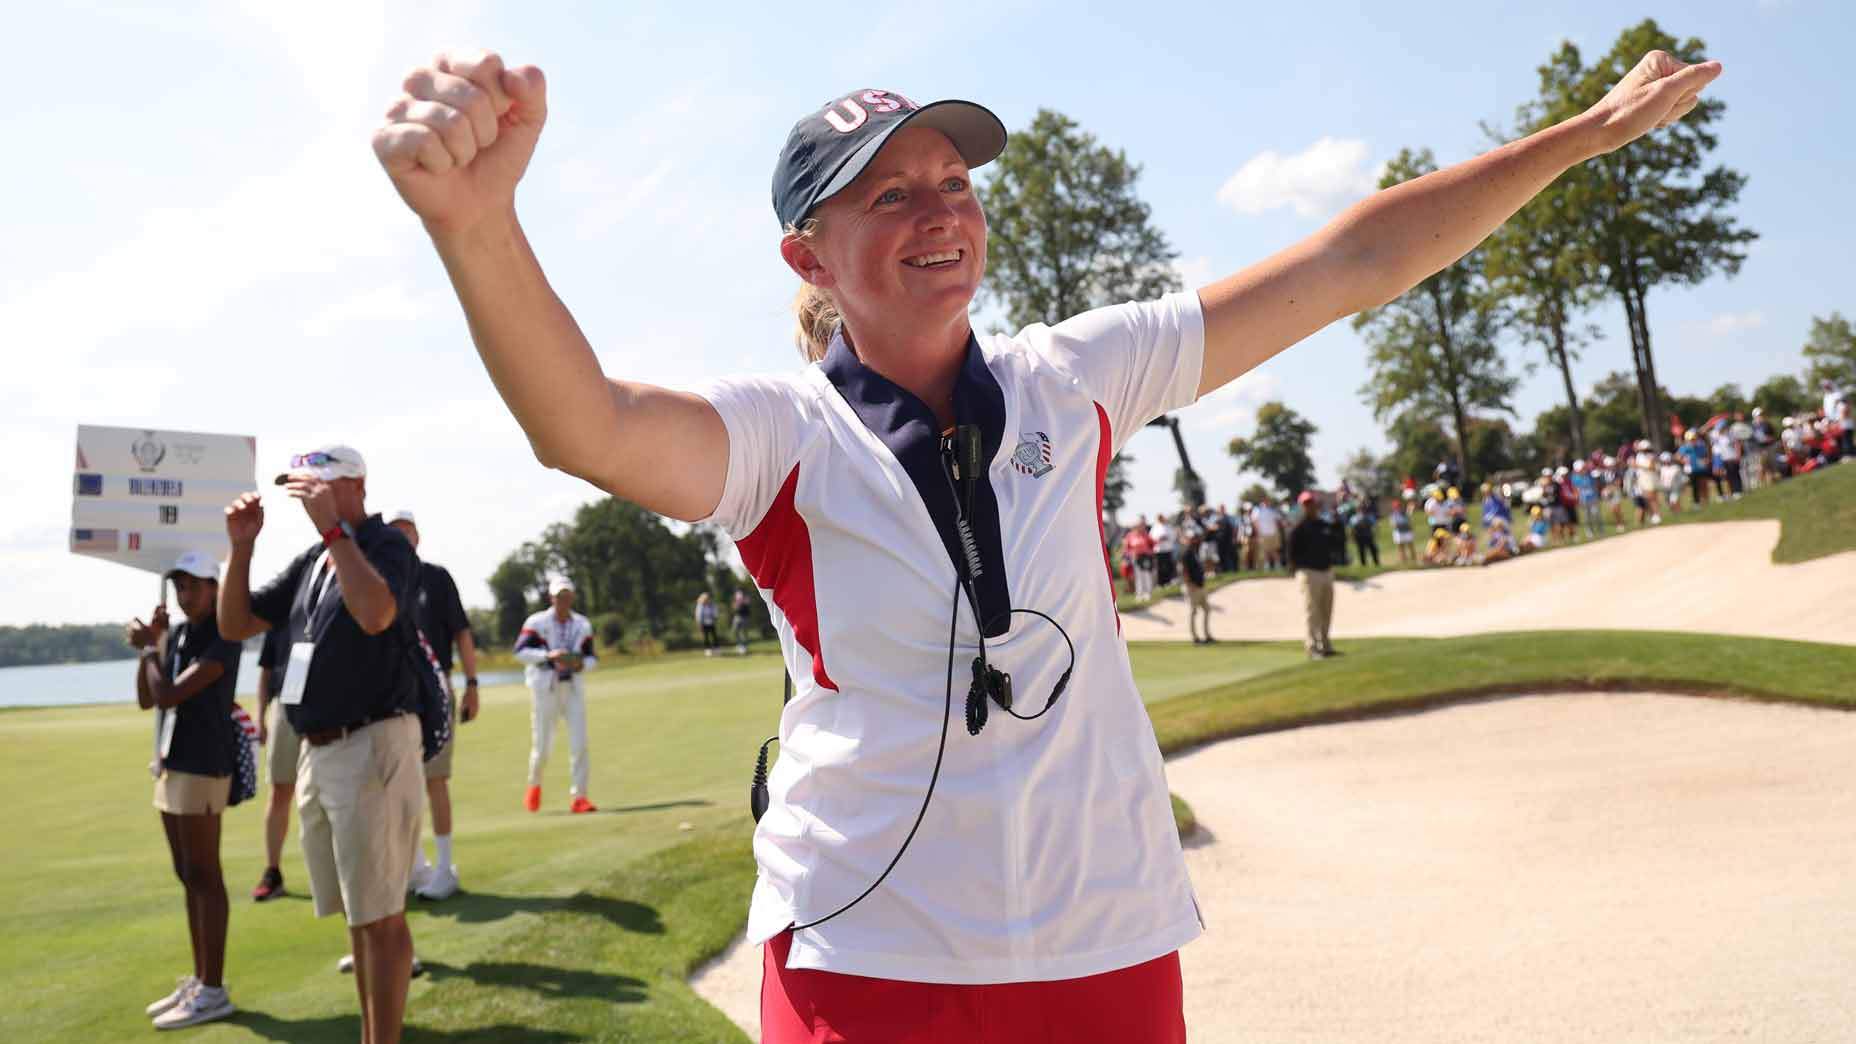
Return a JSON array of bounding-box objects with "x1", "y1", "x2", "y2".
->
[{"x1": 71, "y1": 425, "x2": 257, "y2": 575}]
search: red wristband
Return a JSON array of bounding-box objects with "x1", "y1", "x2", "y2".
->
[{"x1": 320, "y1": 524, "x2": 347, "y2": 547}]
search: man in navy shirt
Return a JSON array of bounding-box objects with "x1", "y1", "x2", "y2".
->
[{"x1": 217, "y1": 444, "x2": 422, "y2": 1044}]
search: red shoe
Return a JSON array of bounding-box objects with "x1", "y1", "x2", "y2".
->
[
  {"x1": 524, "y1": 785, "x2": 541, "y2": 812},
  {"x1": 570, "y1": 796, "x2": 598, "y2": 814},
  {"x1": 251, "y1": 866, "x2": 285, "y2": 902}
]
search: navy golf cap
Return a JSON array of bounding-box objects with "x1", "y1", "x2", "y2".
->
[{"x1": 772, "y1": 89, "x2": 1007, "y2": 230}]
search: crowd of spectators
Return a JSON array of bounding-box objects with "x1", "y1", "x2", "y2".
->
[{"x1": 1108, "y1": 383, "x2": 1850, "y2": 590}]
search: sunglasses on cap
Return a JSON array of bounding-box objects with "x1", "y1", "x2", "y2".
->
[{"x1": 290, "y1": 451, "x2": 346, "y2": 468}]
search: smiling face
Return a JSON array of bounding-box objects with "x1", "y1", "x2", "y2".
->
[{"x1": 787, "y1": 126, "x2": 986, "y2": 346}]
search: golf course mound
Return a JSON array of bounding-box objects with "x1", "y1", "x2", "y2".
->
[{"x1": 1120, "y1": 518, "x2": 1856, "y2": 647}]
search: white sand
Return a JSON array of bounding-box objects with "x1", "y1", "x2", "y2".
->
[
  {"x1": 1168, "y1": 692, "x2": 1856, "y2": 1042},
  {"x1": 1118, "y1": 520, "x2": 1856, "y2": 647}
]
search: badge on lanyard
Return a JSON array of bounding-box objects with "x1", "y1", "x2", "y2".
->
[
  {"x1": 281, "y1": 552, "x2": 333, "y2": 707},
  {"x1": 280, "y1": 642, "x2": 315, "y2": 706}
]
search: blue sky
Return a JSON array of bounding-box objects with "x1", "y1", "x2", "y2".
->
[{"x1": 3, "y1": 0, "x2": 1848, "y2": 626}]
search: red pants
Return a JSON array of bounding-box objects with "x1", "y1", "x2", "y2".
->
[{"x1": 760, "y1": 931, "x2": 1186, "y2": 1043}]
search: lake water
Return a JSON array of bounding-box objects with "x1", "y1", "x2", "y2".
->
[{"x1": 0, "y1": 656, "x2": 524, "y2": 710}]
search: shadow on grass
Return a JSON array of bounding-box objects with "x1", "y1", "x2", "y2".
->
[
  {"x1": 601, "y1": 799, "x2": 713, "y2": 814},
  {"x1": 423, "y1": 959, "x2": 648, "y2": 1003},
  {"x1": 415, "y1": 889, "x2": 665, "y2": 932},
  {"x1": 235, "y1": 1011, "x2": 581, "y2": 1043}
]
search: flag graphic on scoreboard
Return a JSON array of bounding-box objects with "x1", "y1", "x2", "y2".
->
[{"x1": 72, "y1": 529, "x2": 121, "y2": 552}]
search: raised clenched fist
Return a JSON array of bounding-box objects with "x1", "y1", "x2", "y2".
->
[{"x1": 372, "y1": 49, "x2": 548, "y2": 229}]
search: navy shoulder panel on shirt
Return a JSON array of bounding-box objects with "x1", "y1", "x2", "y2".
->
[{"x1": 821, "y1": 334, "x2": 1012, "y2": 638}]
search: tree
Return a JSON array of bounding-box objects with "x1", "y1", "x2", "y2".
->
[
  {"x1": 487, "y1": 541, "x2": 553, "y2": 646},
  {"x1": 1526, "y1": 25, "x2": 1756, "y2": 449},
  {"x1": 1485, "y1": 59, "x2": 1607, "y2": 460},
  {"x1": 1227, "y1": 401, "x2": 1318, "y2": 495},
  {"x1": 1751, "y1": 374, "x2": 1813, "y2": 420},
  {"x1": 1339, "y1": 449, "x2": 1396, "y2": 499},
  {"x1": 1802, "y1": 313, "x2": 1856, "y2": 393},
  {"x1": 556, "y1": 498, "x2": 713, "y2": 640},
  {"x1": 979, "y1": 109, "x2": 1180, "y2": 331},
  {"x1": 1354, "y1": 149, "x2": 1518, "y2": 487},
  {"x1": 980, "y1": 110, "x2": 1197, "y2": 503},
  {"x1": 1238, "y1": 482, "x2": 1274, "y2": 507},
  {"x1": 1383, "y1": 414, "x2": 1456, "y2": 488}
]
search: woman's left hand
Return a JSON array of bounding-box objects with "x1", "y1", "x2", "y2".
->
[{"x1": 1584, "y1": 50, "x2": 1723, "y2": 154}]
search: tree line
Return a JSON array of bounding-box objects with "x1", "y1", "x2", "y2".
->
[
  {"x1": 482, "y1": 497, "x2": 761, "y2": 651},
  {"x1": 0, "y1": 624, "x2": 142, "y2": 668}
]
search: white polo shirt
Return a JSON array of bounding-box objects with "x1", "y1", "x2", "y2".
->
[{"x1": 698, "y1": 291, "x2": 1206, "y2": 985}]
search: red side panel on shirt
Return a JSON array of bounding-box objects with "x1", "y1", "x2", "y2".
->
[
  {"x1": 736, "y1": 465, "x2": 837, "y2": 692},
  {"x1": 1093, "y1": 403, "x2": 1121, "y2": 633}
]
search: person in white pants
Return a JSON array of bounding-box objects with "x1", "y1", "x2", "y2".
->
[{"x1": 515, "y1": 579, "x2": 598, "y2": 814}]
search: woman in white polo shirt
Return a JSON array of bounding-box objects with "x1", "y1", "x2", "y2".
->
[{"x1": 375, "y1": 47, "x2": 1720, "y2": 1042}]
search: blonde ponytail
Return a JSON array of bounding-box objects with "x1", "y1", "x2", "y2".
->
[
  {"x1": 785, "y1": 218, "x2": 840, "y2": 363},
  {"x1": 793, "y1": 282, "x2": 841, "y2": 363}
]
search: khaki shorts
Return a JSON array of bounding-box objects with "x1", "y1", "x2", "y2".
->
[
  {"x1": 1184, "y1": 584, "x2": 1210, "y2": 610},
  {"x1": 1257, "y1": 532, "x2": 1282, "y2": 558},
  {"x1": 297, "y1": 713, "x2": 423, "y2": 926},
  {"x1": 423, "y1": 689, "x2": 458, "y2": 780},
  {"x1": 154, "y1": 769, "x2": 230, "y2": 815},
  {"x1": 265, "y1": 699, "x2": 303, "y2": 786}
]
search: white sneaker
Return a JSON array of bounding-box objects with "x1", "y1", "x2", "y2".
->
[
  {"x1": 407, "y1": 860, "x2": 433, "y2": 895},
  {"x1": 152, "y1": 984, "x2": 233, "y2": 1029},
  {"x1": 145, "y1": 975, "x2": 198, "y2": 1018},
  {"x1": 415, "y1": 863, "x2": 460, "y2": 901}
]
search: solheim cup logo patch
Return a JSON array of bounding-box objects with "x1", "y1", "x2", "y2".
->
[
  {"x1": 131, "y1": 431, "x2": 166, "y2": 473},
  {"x1": 1011, "y1": 432, "x2": 1054, "y2": 478}
]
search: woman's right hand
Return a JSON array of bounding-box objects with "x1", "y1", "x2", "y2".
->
[{"x1": 372, "y1": 50, "x2": 548, "y2": 231}]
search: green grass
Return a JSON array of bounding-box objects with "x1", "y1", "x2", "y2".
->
[
  {"x1": 1147, "y1": 631, "x2": 1856, "y2": 754},
  {"x1": 1117, "y1": 461, "x2": 1856, "y2": 613},
  {"x1": 5, "y1": 629, "x2": 1854, "y2": 1042}
]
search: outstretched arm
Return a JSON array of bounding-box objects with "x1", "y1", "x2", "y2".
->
[
  {"x1": 1195, "y1": 51, "x2": 1722, "y2": 396},
  {"x1": 374, "y1": 50, "x2": 727, "y2": 522}
]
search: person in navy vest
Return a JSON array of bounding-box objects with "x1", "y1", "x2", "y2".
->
[{"x1": 374, "y1": 47, "x2": 1723, "y2": 1043}]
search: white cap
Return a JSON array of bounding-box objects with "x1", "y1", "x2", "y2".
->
[
  {"x1": 389, "y1": 509, "x2": 417, "y2": 526},
  {"x1": 1751, "y1": 407, "x2": 1763, "y2": 416},
  {"x1": 274, "y1": 444, "x2": 366, "y2": 486},
  {"x1": 166, "y1": 550, "x2": 219, "y2": 582},
  {"x1": 549, "y1": 577, "x2": 575, "y2": 596}
]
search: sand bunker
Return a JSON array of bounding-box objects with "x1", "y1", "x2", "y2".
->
[
  {"x1": 1119, "y1": 520, "x2": 1856, "y2": 647},
  {"x1": 694, "y1": 692, "x2": 1856, "y2": 1042}
]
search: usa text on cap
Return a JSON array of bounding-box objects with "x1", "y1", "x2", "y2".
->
[{"x1": 772, "y1": 90, "x2": 1007, "y2": 230}]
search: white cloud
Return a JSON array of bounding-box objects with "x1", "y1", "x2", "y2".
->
[
  {"x1": 1703, "y1": 311, "x2": 1767, "y2": 336},
  {"x1": 1173, "y1": 255, "x2": 1219, "y2": 290},
  {"x1": 1216, "y1": 137, "x2": 1380, "y2": 219},
  {"x1": 1185, "y1": 368, "x2": 1281, "y2": 432}
]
